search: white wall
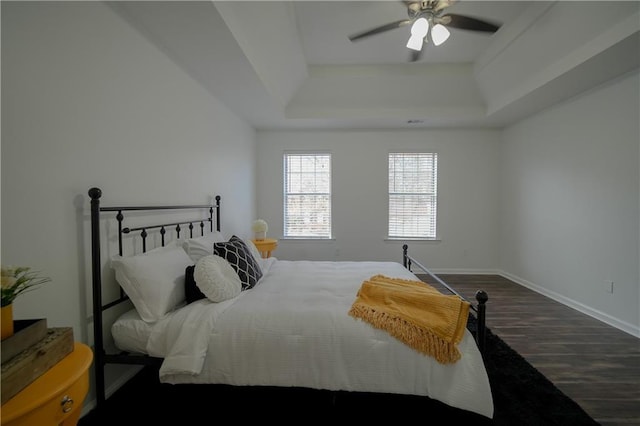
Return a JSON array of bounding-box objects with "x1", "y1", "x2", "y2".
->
[
  {"x1": 1, "y1": 1, "x2": 256, "y2": 410},
  {"x1": 256, "y1": 129, "x2": 502, "y2": 271},
  {"x1": 500, "y1": 70, "x2": 640, "y2": 335}
]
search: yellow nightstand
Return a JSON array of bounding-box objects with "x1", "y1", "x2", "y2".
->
[
  {"x1": 1, "y1": 342, "x2": 93, "y2": 426},
  {"x1": 252, "y1": 238, "x2": 278, "y2": 259}
]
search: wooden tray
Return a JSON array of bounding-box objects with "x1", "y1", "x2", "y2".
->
[
  {"x1": 1, "y1": 319, "x2": 48, "y2": 364},
  {"x1": 1, "y1": 327, "x2": 74, "y2": 404}
]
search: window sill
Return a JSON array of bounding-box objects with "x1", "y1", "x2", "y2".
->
[
  {"x1": 385, "y1": 238, "x2": 441, "y2": 243},
  {"x1": 277, "y1": 238, "x2": 439, "y2": 243},
  {"x1": 279, "y1": 237, "x2": 336, "y2": 242}
]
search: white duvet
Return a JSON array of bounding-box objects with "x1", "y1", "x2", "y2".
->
[{"x1": 141, "y1": 258, "x2": 493, "y2": 418}]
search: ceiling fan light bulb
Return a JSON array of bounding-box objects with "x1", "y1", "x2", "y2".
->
[{"x1": 431, "y1": 24, "x2": 450, "y2": 46}]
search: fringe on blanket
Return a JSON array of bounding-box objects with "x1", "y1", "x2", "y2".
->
[{"x1": 348, "y1": 275, "x2": 470, "y2": 364}]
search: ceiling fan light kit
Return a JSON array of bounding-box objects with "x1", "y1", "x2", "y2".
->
[{"x1": 349, "y1": 0, "x2": 501, "y2": 61}]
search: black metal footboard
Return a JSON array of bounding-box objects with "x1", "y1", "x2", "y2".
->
[{"x1": 402, "y1": 244, "x2": 488, "y2": 355}]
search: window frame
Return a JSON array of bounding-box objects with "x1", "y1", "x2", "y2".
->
[
  {"x1": 387, "y1": 151, "x2": 439, "y2": 240},
  {"x1": 282, "y1": 151, "x2": 332, "y2": 240}
]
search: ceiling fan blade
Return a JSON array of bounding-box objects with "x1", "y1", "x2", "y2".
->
[
  {"x1": 348, "y1": 19, "x2": 412, "y2": 42},
  {"x1": 440, "y1": 13, "x2": 501, "y2": 33}
]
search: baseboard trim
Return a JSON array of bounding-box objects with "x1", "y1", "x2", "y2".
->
[
  {"x1": 413, "y1": 267, "x2": 639, "y2": 338},
  {"x1": 499, "y1": 270, "x2": 640, "y2": 339},
  {"x1": 410, "y1": 265, "x2": 501, "y2": 276},
  {"x1": 429, "y1": 268, "x2": 502, "y2": 275}
]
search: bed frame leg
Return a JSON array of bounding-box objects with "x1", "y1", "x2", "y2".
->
[
  {"x1": 475, "y1": 290, "x2": 488, "y2": 355},
  {"x1": 89, "y1": 187, "x2": 106, "y2": 409}
]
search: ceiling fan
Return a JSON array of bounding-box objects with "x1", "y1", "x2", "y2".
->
[{"x1": 348, "y1": 0, "x2": 502, "y2": 62}]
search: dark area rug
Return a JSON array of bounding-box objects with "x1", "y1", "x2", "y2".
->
[
  {"x1": 79, "y1": 315, "x2": 600, "y2": 425},
  {"x1": 467, "y1": 315, "x2": 600, "y2": 426}
]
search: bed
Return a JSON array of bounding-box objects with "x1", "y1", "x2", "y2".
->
[{"x1": 88, "y1": 187, "x2": 493, "y2": 418}]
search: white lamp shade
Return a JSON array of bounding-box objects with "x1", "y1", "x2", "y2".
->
[
  {"x1": 407, "y1": 18, "x2": 429, "y2": 51},
  {"x1": 431, "y1": 23, "x2": 450, "y2": 46}
]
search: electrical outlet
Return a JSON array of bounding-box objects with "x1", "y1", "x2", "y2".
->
[{"x1": 604, "y1": 280, "x2": 614, "y2": 293}]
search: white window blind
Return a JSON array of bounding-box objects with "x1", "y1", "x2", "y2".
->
[
  {"x1": 388, "y1": 152, "x2": 438, "y2": 239},
  {"x1": 283, "y1": 153, "x2": 331, "y2": 238}
]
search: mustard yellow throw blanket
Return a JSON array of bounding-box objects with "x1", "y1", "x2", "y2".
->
[{"x1": 348, "y1": 275, "x2": 471, "y2": 364}]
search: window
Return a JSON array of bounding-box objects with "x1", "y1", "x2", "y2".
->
[
  {"x1": 388, "y1": 152, "x2": 438, "y2": 239},
  {"x1": 283, "y1": 153, "x2": 331, "y2": 238}
]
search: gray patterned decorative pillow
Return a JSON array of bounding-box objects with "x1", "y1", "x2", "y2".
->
[{"x1": 213, "y1": 235, "x2": 263, "y2": 290}]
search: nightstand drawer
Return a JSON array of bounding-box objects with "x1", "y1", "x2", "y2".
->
[{"x1": 1, "y1": 343, "x2": 93, "y2": 426}]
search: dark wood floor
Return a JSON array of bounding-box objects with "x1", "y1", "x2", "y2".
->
[{"x1": 417, "y1": 274, "x2": 640, "y2": 426}]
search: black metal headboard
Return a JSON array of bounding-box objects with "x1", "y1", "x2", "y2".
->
[{"x1": 88, "y1": 187, "x2": 221, "y2": 409}]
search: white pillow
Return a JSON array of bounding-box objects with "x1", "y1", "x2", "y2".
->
[
  {"x1": 111, "y1": 243, "x2": 193, "y2": 323},
  {"x1": 182, "y1": 232, "x2": 227, "y2": 263},
  {"x1": 111, "y1": 309, "x2": 152, "y2": 354},
  {"x1": 193, "y1": 255, "x2": 242, "y2": 302}
]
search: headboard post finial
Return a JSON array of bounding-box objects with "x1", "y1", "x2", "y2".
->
[{"x1": 89, "y1": 187, "x2": 102, "y2": 200}]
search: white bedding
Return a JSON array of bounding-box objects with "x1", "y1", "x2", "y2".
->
[{"x1": 113, "y1": 258, "x2": 493, "y2": 418}]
